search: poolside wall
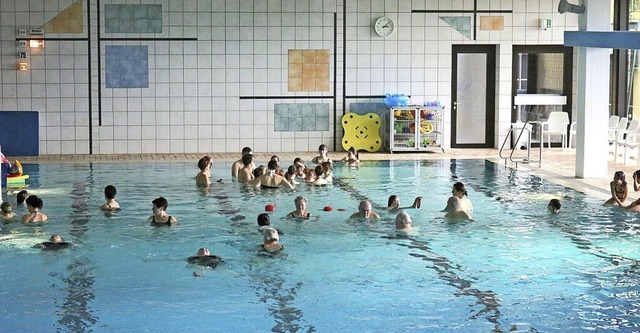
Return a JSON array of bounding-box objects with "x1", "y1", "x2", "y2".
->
[{"x1": 0, "y1": 0, "x2": 578, "y2": 155}]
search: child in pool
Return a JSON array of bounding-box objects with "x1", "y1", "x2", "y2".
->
[{"x1": 605, "y1": 171, "x2": 627, "y2": 206}]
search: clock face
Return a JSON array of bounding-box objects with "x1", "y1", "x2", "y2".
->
[{"x1": 374, "y1": 16, "x2": 394, "y2": 37}]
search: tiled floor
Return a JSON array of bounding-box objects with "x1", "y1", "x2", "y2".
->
[{"x1": 7, "y1": 147, "x2": 639, "y2": 202}]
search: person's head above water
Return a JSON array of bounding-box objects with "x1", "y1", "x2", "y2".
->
[
  {"x1": 263, "y1": 227, "x2": 280, "y2": 243},
  {"x1": 17, "y1": 190, "x2": 28, "y2": 204},
  {"x1": 104, "y1": 185, "x2": 117, "y2": 200},
  {"x1": 25, "y1": 195, "x2": 43, "y2": 210},
  {"x1": 395, "y1": 212, "x2": 412, "y2": 230},
  {"x1": 257, "y1": 213, "x2": 270, "y2": 226},
  {"x1": 195, "y1": 247, "x2": 211, "y2": 256},
  {"x1": 152, "y1": 197, "x2": 168, "y2": 212},
  {"x1": 358, "y1": 200, "x2": 373, "y2": 217},
  {"x1": 548, "y1": 199, "x2": 561, "y2": 214},
  {"x1": 1, "y1": 202, "x2": 13, "y2": 214},
  {"x1": 242, "y1": 153, "x2": 253, "y2": 166},
  {"x1": 241, "y1": 147, "x2": 252, "y2": 155},
  {"x1": 197, "y1": 156, "x2": 212, "y2": 171},
  {"x1": 49, "y1": 234, "x2": 64, "y2": 243},
  {"x1": 387, "y1": 195, "x2": 399, "y2": 208}
]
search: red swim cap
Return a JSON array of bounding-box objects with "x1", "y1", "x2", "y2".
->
[
  {"x1": 323, "y1": 206, "x2": 333, "y2": 211},
  {"x1": 265, "y1": 204, "x2": 275, "y2": 212}
]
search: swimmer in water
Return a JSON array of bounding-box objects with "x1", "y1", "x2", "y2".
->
[
  {"x1": 187, "y1": 247, "x2": 222, "y2": 269},
  {"x1": 605, "y1": 171, "x2": 627, "y2": 206},
  {"x1": 231, "y1": 147, "x2": 253, "y2": 178},
  {"x1": 250, "y1": 160, "x2": 294, "y2": 190},
  {"x1": 341, "y1": 146, "x2": 360, "y2": 167},
  {"x1": 261, "y1": 227, "x2": 284, "y2": 253},
  {"x1": 444, "y1": 196, "x2": 473, "y2": 220},
  {"x1": 35, "y1": 234, "x2": 72, "y2": 250},
  {"x1": 311, "y1": 144, "x2": 332, "y2": 165},
  {"x1": 395, "y1": 211, "x2": 413, "y2": 232},
  {"x1": 148, "y1": 197, "x2": 178, "y2": 226},
  {"x1": 100, "y1": 185, "x2": 120, "y2": 211},
  {"x1": 286, "y1": 196, "x2": 311, "y2": 218},
  {"x1": 387, "y1": 195, "x2": 421, "y2": 211},
  {"x1": 548, "y1": 199, "x2": 561, "y2": 214},
  {"x1": 349, "y1": 200, "x2": 380, "y2": 219},
  {"x1": 196, "y1": 156, "x2": 213, "y2": 187},
  {"x1": 443, "y1": 182, "x2": 473, "y2": 215},
  {"x1": 22, "y1": 195, "x2": 48, "y2": 223},
  {"x1": 1, "y1": 202, "x2": 15, "y2": 221}
]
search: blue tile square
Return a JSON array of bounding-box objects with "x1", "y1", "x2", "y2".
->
[
  {"x1": 119, "y1": 5, "x2": 133, "y2": 19},
  {"x1": 105, "y1": 5, "x2": 119, "y2": 19},
  {"x1": 134, "y1": 19, "x2": 149, "y2": 32},
  {"x1": 300, "y1": 104, "x2": 315, "y2": 118},
  {"x1": 315, "y1": 103, "x2": 329, "y2": 117},
  {"x1": 302, "y1": 118, "x2": 316, "y2": 131},
  {"x1": 274, "y1": 104, "x2": 289, "y2": 118},
  {"x1": 105, "y1": 46, "x2": 149, "y2": 88},
  {"x1": 459, "y1": 17, "x2": 471, "y2": 31},
  {"x1": 316, "y1": 116, "x2": 330, "y2": 131},
  {"x1": 288, "y1": 117, "x2": 302, "y2": 131},
  {"x1": 134, "y1": 5, "x2": 148, "y2": 19},
  {"x1": 105, "y1": 19, "x2": 119, "y2": 33},
  {"x1": 147, "y1": 5, "x2": 162, "y2": 19},
  {"x1": 274, "y1": 118, "x2": 288, "y2": 131},
  {"x1": 120, "y1": 19, "x2": 134, "y2": 33},
  {"x1": 148, "y1": 19, "x2": 163, "y2": 33},
  {"x1": 106, "y1": 73, "x2": 121, "y2": 88}
]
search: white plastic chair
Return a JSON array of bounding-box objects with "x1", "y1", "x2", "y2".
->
[
  {"x1": 541, "y1": 111, "x2": 570, "y2": 149},
  {"x1": 609, "y1": 117, "x2": 628, "y2": 147},
  {"x1": 568, "y1": 121, "x2": 577, "y2": 148},
  {"x1": 619, "y1": 126, "x2": 640, "y2": 164},
  {"x1": 608, "y1": 115, "x2": 620, "y2": 129},
  {"x1": 615, "y1": 118, "x2": 640, "y2": 161}
]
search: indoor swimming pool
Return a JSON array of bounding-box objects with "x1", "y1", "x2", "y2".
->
[{"x1": 1, "y1": 159, "x2": 639, "y2": 332}]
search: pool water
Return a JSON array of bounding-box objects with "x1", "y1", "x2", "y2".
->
[{"x1": 1, "y1": 159, "x2": 639, "y2": 332}]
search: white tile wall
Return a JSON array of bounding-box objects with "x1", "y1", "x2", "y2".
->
[{"x1": 0, "y1": 0, "x2": 579, "y2": 155}]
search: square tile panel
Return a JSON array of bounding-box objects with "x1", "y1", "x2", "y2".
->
[
  {"x1": 105, "y1": 46, "x2": 149, "y2": 88},
  {"x1": 274, "y1": 103, "x2": 330, "y2": 132},
  {"x1": 105, "y1": 4, "x2": 162, "y2": 33}
]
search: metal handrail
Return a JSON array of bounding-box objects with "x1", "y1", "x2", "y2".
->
[{"x1": 498, "y1": 121, "x2": 543, "y2": 168}]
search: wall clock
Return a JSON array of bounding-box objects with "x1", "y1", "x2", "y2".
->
[{"x1": 374, "y1": 16, "x2": 394, "y2": 37}]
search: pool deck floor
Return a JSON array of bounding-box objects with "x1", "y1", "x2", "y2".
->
[{"x1": 7, "y1": 148, "x2": 639, "y2": 203}]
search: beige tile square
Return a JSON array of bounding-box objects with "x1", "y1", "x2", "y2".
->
[
  {"x1": 303, "y1": 50, "x2": 316, "y2": 64},
  {"x1": 288, "y1": 77, "x2": 302, "y2": 91},
  {"x1": 302, "y1": 63, "x2": 316, "y2": 77},
  {"x1": 302, "y1": 77, "x2": 316, "y2": 91},
  {"x1": 288, "y1": 50, "x2": 303, "y2": 64},
  {"x1": 288, "y1": 63, "x2": 303, "y2": 78},
  {"x1": 315, "y1": 63, "x2": 329, "y2": 78},
  {"x1": 479, "y1": 16, "x2": 493, "y2": 30},
  {"x1": 493, "y1": 16, "x2": 504, "y2": 30},
  {"x1": 316, "y1": 49, "x2": 330, "y2": 63},
  {"x1": 316, "y1": 78, "x2": 329, "y2": 91}
]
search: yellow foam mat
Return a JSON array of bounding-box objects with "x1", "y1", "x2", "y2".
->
[{"x1": 341, "y1": 112, "x2": 382, "y2": 152}]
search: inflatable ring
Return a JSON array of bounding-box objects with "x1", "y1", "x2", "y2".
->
[
  {"x1": 7, "y1": 175, "x2": 29, "y2": 183},
  {"x1": 420, "y1": 120, "x2": 433, "y2": 134}
]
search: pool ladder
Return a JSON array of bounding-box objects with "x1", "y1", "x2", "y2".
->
[{"x1": 498, "y1": 121, "x2": 542, "y2": 169}]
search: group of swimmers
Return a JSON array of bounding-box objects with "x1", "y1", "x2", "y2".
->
[
  {"x1": 605, "y1": 169, "x2": 640, "y2": 211},
  {"x1": 0, "y1": 144, "x2": 484, "y2": 268}
]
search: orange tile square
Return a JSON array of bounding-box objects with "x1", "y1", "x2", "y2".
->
[
  {"x1": 315, "y1": 63, "x2": 329, "y2": 78},
  {"x1": 302, "y1": 50, "x2": 316, "y2": 64},
  {"x1": 288, "y1": 50, "x2": 303, "y2": 64},
  {"x1": 288, "y1": 63, "x2": 303, "y2": 78},
  {"x1": 316, "y1": 49, "x2": 330, "y2": 63},
  {"x1": 302, "y1": 63, "x2": 316, "y2": 77},
  {"x1": 479, "y1": 16, "x2": 493, "y2": 30},
  {"x1": 493, "y1": 16, "x2": 504, "y2": 30},
  {"x1": 302, "y1": 77, "x2": 316, "y2": 91},
  {"x1": 316, "y1": 78, "x2": 329, "y2": 91},
  {"x1": 288, "y1": 78, "x2": 302, "y2": 91}
]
